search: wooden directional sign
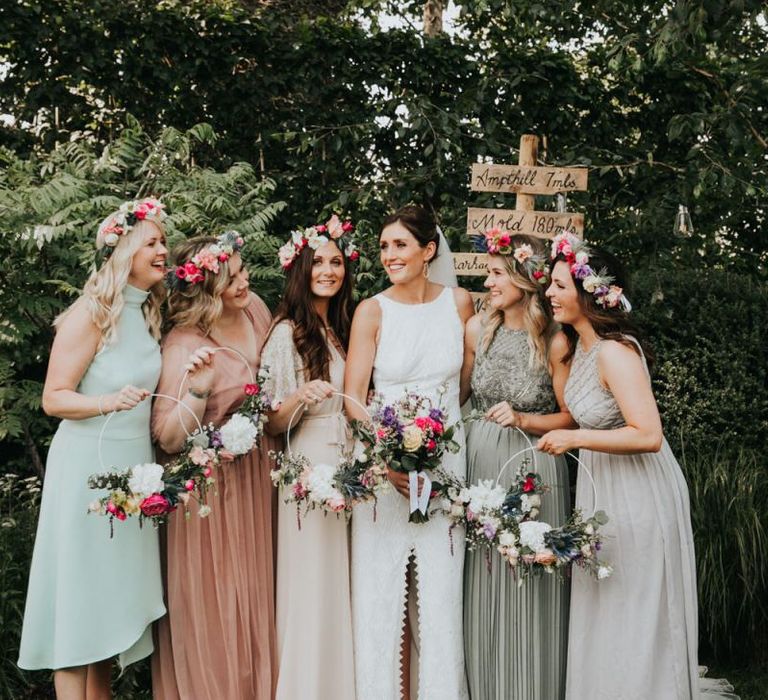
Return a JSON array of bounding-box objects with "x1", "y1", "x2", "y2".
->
[
  {"x1": 453, "y1": 252, "x2": 489, "y2": 276},
  {"x1": 470, "y1": 291, "x2": 488, "y2": 312},
  {"x1": 466, "y1": 207, "x2": 583, "y2": 239},
  {"x1": 471, "y1": 163, "x2": 588, "y2": 195}
]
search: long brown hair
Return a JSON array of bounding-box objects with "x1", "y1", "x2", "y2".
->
[
  {"x1": 270, "y1": 239, "x2": 354, "y2": 381},
  {"x1": 481, "y1": 235, "x2": 554, "y2": 369},
  {"x1": 551, "y1": 247, "x2": 654, "y2": 370}
]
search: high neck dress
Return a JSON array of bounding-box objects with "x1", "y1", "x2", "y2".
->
[
  {"x1": 464, "y1": 326, "x2": 570, "y2": 700},
  {"x1": 19, "y1": 285, "x2": 165, "y2": 671}
]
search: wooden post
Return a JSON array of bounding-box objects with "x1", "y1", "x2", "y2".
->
[{"x1": 515, "y1": 134, "x2": 539, "y2": 211}]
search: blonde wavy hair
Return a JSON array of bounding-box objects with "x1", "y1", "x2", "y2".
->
[
  {"x1": 165, "y1": 236, "x2": 234, "y2": 334},
  {"x1": 55, "y1": 216, "x2": 165, "y2": 349},
  {"x1": 480, "y1": 234, "x2": 555, "y2": 370}
]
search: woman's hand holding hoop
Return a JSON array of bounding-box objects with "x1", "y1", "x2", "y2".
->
[
  {"x1": 537, "y1": 429, "x2": 580, "y2": 455},
  {"x1": 296, "y1": 380, "x2": 335, "y2": 406},
  {"x1": 102, "y1": 385, "x2": 150, "y2": 413},
  {"x1": 184, "y1": 346, "x2": 216, "y2": 395},
  {"x1": 485, "y1": 401, "x2": 520, "y2": 428}
]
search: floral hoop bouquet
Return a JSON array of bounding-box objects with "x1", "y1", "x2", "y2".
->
[
  {"x1": 352, "y1": 388, "x2": 460, "y2": 524},
  {"x1": 269, "y1": 450, "x2": 382, "y2": 527},
  {"x1": 88, "y1": 367, "x2": 272, "y2": 534},
  {"x1": 439, "y1": 460, "x2": 548, "y2": 551},
  {"x1": 269, "y1": 391, "x2": 385, "y2": 526},
  {"x1": 87, "y1": 393, "x2": 220, "y2": 535},
  {"x1": 440, "y1": 447, "x2": 612, "y2": 580},
  {"x1": 88, "y1": 432, "x2": 219, "y2": 535}
]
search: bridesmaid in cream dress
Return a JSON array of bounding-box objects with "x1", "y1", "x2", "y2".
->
[{"x1": 262, "y1": 217, "x2": 357, "y2": 700}]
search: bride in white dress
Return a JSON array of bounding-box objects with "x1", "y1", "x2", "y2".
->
[{"x1": 345, "y1": 205, "x2": 474, "y2": 700}]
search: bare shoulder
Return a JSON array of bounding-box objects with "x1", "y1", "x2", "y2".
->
[
  {"x1": 55, "y1": 298, "x2": 99, "y2": 342},
  {"x1": 353, "y1": 297, "x2": 382, "y2": 324},
  {"x1": 465, "y1": 312, "x2": 484, "y2": 341},
  {"x1": 597, "y1": 338, "x2": 643, "y2": 370},
  {"x1": 548, "y1": 330, "x2": 570, "y2": 362},
  {"x1": 452, "y1": 286, "x2": 474, "y2": 320}
]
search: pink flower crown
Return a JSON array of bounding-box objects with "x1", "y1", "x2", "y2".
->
[
  {"x1": 97, "y1": 198, "x2": 167, "y2": 263},
  {"x1": 550, "y1": 232, "x2": 632, "y2": 311},
  {"x1": 278, "y1": 214, "x2": 359, "y2": 270},
  {"x1": 166, "y1": 231, "x2": 245, "y2": 290},
  {"x1": 482, "y1": 228, "x2": 549, "y2": 285}
]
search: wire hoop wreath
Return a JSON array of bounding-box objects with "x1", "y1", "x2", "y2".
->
[
  {"x1": 97, "y1": 392, "x2": 203, "y2": 471},
  {"x1": 284, "y1": 391, "x2": 370, "y2": 459},
  {"x1": 495, "y1": 444, "x2": 599, "y2": 516}
]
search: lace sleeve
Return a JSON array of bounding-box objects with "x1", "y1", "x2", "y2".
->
[{"x1": 261, "y1": 321, "x2": 304, "y2": 408}]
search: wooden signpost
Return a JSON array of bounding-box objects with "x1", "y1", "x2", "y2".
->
[{"x1": 454, "y1": 134, "x2": 589, "y2": 310}]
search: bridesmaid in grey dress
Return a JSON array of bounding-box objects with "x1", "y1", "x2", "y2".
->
[
  {"x1": 460, "y1": 233, "x2": 575, "y2": 700},
  {"x1": 539, "y1": 234, "x2": 737, "y2": 700}
]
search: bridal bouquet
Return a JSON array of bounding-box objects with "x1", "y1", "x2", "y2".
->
[
  {"x1": 352, "y1": 388, "x2": 460, "y2": 523},
  {"x1": 87, "y1": 430, "x2": 219, "y2": 535},
  {"x1": 269, "y1": 450, "x2": 383, "y2": 526}
]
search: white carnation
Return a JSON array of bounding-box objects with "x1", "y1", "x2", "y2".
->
[
  {"x1": 128, "y1": 462, "x2": 165, "y2": 498},
  {"x1": 306, "y1": 463, "x2": 338, "y2": 503},
  {"x1": 518, "y1": 520, "x2": 552, "y2": 553},
  {"x1": 219, "y1": 413, "x2": 259, "y2": 455}
]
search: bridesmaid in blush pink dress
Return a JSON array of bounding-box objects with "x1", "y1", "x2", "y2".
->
[{"x1": 151, "y1": 233, "x2": 277, "y2": 700}]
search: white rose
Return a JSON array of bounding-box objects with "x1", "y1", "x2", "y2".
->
[
  {"x1": 402, "y1": 425, "x2": 423, "y2": 452},
  {"x1": 582, "y1": 275, "x2": 600, "y2": 293},
  {"x1": 584, "y1": 523, "x2": 594, "y2": 535},
  {"x1": 128, "y1": 462, "x2": 165, "y2": 498},
  {"x1": 104, "y1": 232, "x2": 119, "y2": 246},
  {"x1": 518, "y1": 520, "x2": 552, "y2": 553},
  {"x1": 450, "y1": 503, "x2": 465, "y2": 518},
  {"x1": 581, "y1": 543, "x2": 593, "y2": 558},
  {"x1": 498, "y1": 531, "x2": 517, "y2": 547}
]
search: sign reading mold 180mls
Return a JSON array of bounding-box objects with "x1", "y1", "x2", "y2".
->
[
  {"x1": 471, "y1": 163, "x2": 588, "y2": 195},
  {"x1": 466, "y1": 208, "x2": 584, "y2": 238}
]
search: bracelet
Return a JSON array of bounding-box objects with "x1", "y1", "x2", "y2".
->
[
  {"x1": 188, "y1": 386, "x2": 212, "y2": 400},
  {"x1": 97, "y1": 394, "x2": 105, "y2": 416}
]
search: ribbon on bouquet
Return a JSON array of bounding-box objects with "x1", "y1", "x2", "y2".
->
[{"x1": 408, "y1": 470, "x2": 432, "y2": 516}]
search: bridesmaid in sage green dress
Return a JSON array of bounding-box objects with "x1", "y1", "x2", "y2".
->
[
  {"x1": 460, "y1": 233, "x2": 574, "y2": 700},
  {"x1": 18, "y1": 200, "x2": 169, "y2": 698}
]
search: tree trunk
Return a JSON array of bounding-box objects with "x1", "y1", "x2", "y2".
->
[{"x1": 423, "y1": 0, "x2": 443, "y2": 37}]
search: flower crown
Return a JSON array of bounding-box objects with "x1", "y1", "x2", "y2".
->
[
  {"x1": 165, "y1": 230, "x2": 245, "y2": 290},
  {"x1": 278, "y1": 214, "x2": 359, "y2": 270},
  {"x1": 477, "y1": 228, "x2": 549, "y2": 285},
  {"x1": 550, "y1": 232, "x2": 632, "y2": 311},
  {"x1": 97, "y1": 198, "x2": 167, "y2": 263}
]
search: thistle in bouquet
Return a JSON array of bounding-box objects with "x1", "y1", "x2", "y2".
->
[
  {"x1": 353, "y1": 388, "x2": 460, "y2": 523},
  {"x1": 87, "y1": 430, "x2": 219, "y2": 535},
  {"x1": 269, "y1": 449, "x2": 380, "y2": 527},
  {"x1": 497, "y1": 509, "x2": 613, "y2": 581}
]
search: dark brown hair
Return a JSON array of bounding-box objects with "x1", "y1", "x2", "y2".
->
[
  {"x1": 270, "y1": 239, "x2": 354, "y2": 381},
  {"x1": 551, "y1": 247, "x2": 655, "y2": 371},
  {"x1": 381, "y1": 205, "x2": 440, "y2": 262}
]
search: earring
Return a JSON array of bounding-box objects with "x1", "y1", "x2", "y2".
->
[{"x1": 423, "y1": 261, "x2": 430, "y2": 279}]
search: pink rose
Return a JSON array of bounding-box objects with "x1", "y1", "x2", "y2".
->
[
  {"x1": 427, "y1": 439, "x2": 436, "y2": 451},
  {"x1": 185, "y1": 479, "x2": 195, "y2": 491},
  {"x1": 327, "y1": 495, "x2": 346, "y2": 512},
  {"x1": 342, "y1": 220, "x2": 354, "y2": 232},
  {"x1": 244, "y1": 383, "x2": 260, "y2": 396},
  {"x1": 175, "y1": 266, "x2": 187, "y2": 280},
  {"x1": 203, "y1": 467, "x2": 212, "y2": 478},
  {"x1": 349, "y1": 250, "x2": 360, "y2": 261},
  {"x1": 189, "y1": 446, "x2": 208, "y2": 466},
  {"x1": 134, "y1": 205, "x2": 148, "y2": 220},
  {"x1": 114, "y1": 508, "x2": 127, "y2": 521},
  {"x1": 106, "y1": 502, "x2": 118, "y2": 515},
  {"x1": 325, "y1": 214, "x2": 344, "y2": 239},
  {"x1": 140, "y1": 494, "x2": 172, "y2": 517},
  {"x1": 315, "y1": 224, "x2": 328, "y2": 233},
  {"x1": 534, "y1": 549, "x2": 557, "y2": 565},
  {"x1": 218, "y1": 253, "x2": 229, "y2": 262}
]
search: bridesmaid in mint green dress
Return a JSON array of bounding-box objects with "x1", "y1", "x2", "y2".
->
[
  {"x1": 18, "y1": 200, "x2": 169, "y2": 698},
  {"x1": 460, "y1": 233, "x2": 574, "y2": 700}
]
